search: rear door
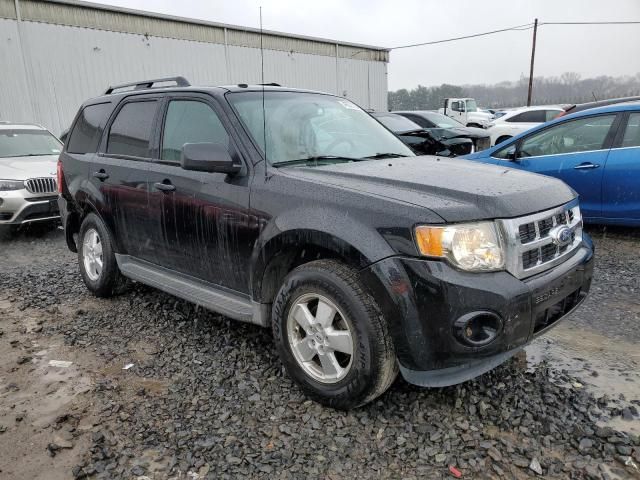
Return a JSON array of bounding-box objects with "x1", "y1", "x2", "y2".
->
[
  {"x1": 601, "y1": 111, "x2": 640, "y2": 223},
  {"x1": 94, "y1": 96, "x2": 161, "y2": 261},
  {"x1": 146, "y1": 94, "x2": 252, "y2": 292},
  {"x1": 492, "y1": 114, "x2": 618, "y2": 219}
]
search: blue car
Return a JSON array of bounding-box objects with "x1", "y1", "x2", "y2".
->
[{"x1": 464, "y1": 102, "x2": 640, "y2": 226}]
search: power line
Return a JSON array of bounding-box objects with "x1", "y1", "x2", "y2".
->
[
  {"x1": 541, "y1": 21, "x2": 640, "y2": 25},
  {"x1": 390, "y1": 20, "x2": 640, "y2": 50},
  {"x1": 390, "y1": 23, "x2": 534, "y2": 50}
]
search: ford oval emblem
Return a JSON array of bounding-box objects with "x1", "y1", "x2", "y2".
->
[{"x1": 549, "y1": 225, "x2": 572, "y2": 247}]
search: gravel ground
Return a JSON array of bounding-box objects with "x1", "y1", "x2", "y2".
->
[{"x1": 0, "y1": 224, "x2": 639, "y2": 479}]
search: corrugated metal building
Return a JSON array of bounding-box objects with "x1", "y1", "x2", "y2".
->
[{"x1": 0, "y1": 0, "x2": 390, "y2": 135}]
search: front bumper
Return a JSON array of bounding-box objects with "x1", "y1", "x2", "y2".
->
[
  {"x1": 0, "y1": 189, "x2": 59, "y2": 225},
  {"x1": 360, "y1": 235, "x2": 594, "y2": 387}
]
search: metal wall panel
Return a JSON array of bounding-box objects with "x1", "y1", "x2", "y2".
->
[
  {"x1": 0, "y1": 0, "x2": 16, "y2": 19},
  {"x1": 226, "y1": 46, "x2": 338, "y2": 94},
  {"x1": 17, "y1": 0, "x2": 387, "y2": 59},
  {"x1": 0, "y1": 19, "x2": 33, "y2": 122},
  {"x1": 337, "y1": 57, "x2": 388, "y2": 111},
  {"x1": 0, "y1": 17, "x2": 388, "y2": 135}
]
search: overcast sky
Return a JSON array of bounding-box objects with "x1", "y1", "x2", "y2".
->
[{"x1": 99, "y1": 0, "x2": 640, "y2": 90}]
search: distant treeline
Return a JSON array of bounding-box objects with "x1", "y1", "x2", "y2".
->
[{"x1": 388, "y1": 72, "x2": 640, "y2": 110}]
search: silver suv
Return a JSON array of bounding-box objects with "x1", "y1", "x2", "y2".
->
[{"x1": 0, "y1": 122, "x2": 62, "y2": 228}]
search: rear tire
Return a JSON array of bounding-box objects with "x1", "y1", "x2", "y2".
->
[
  {"x1": 272, "y1": 259, "x2": 398, "y2": 409},
  {"x1": 78, "y1": 213, "x2": 128, "y2": 297}
]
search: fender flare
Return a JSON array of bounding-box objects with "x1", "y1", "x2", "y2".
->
[{"x1": 250, "y1": 207, "x2": 395, "y2": 302}]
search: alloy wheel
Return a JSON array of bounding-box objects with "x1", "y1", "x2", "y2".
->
[{"x1": 286, "y1": 293, "x2": 355, "y2": 384}]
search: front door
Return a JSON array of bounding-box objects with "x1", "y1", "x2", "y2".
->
[
  {"x1": 601, "y1": 112, "x2": 640, "y2": 223},
  {"x1": 146, "y1": 96, "x2": 252, "y2": 293},
  {"x1": 492, "y1": 113, "x2": 618, "y2": 219}
]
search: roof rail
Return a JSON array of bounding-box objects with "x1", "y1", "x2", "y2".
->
[{"x1": 104, "y1": 76, "x2": 191, "y2": 95}]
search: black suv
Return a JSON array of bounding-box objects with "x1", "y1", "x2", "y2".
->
[{"x1": 58, "y1": 77, "x2": 594, "y2": 409}]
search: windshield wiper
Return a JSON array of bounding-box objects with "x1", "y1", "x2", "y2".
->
[
  {"x1": 363, "y1": 152, "x2": 409, "y2": 159},
  {"x1": 272, "y1": 155, "x2": 363, "y2": 168}
]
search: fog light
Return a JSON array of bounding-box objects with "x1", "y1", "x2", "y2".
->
[{"x1": 454, "y1": 311, "x2": 502, "y2": 347}]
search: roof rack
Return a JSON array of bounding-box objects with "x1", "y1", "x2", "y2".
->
[{"x1": 104, "y1": 76, "x2": 191, "y2": 95}]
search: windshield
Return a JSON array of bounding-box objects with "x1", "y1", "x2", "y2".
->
[
  {"x1": 374, "y1": 113, "x2": 422, "y2": 132},
  {"x1": 465, "y1": 99, "x2": 478, "y2": 112},
  {"x1": 421, "y1": 112, "x2": 464, "y2": 128},
  {"x1": 228, "y1": 91, "x2": 414, "y2": 165},
  {"x1": 0, "y1": 129, "x2": 62, "y2": 158}
]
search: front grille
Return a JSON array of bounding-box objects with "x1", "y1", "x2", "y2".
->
[
  {"x1": 25, "y1": 177, "x2": 57, "y2": 194},
  {"x1": 475, "y1": 136, "x2": 491, "y2": 152},
  {"x1": 498, "y1": 203, "x2": 583, "y2": 279}
]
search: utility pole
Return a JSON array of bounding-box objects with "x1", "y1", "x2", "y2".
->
[{"x1": 527, "y1": 18, "x2": 538, "y2": 106}]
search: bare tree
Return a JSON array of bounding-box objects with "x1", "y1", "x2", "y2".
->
[{"x1": 388, "y1": 72, "x2": 640, "y2": 110}]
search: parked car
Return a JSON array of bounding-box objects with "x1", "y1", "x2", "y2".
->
[
  {"x1": 464, "y1": 102, "x2": 640, "y2": 226},
  {"x1": 0, "y1": 122, "x2": 62, "y2": 231},
  {"x1": 372, "y1": 112, "x2": 472, "y2": 156},
  {"x1": 558, "y1": 96, "x2": 640, "y2": 118},
  {"x1": 437, "y1": 98, "x2": 494, "y2": 128},
  {"x1": 487, "y1": 106, "x2": 564, "y2": 146},
  {"x1": 391, "y1": 110, "x2": 491, "y2": 152},
  {"x1": 58, "y1": 77, "x2": 593, "y2": 409}
]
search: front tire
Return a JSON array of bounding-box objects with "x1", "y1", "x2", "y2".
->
[
  {"x1": 272, "y1": 260, "x2": 398, "y2": 409},
  {"x1": 78, "y1": 213, "x2": 128, "y2": 297}
]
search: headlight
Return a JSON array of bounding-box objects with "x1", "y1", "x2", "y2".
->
[
  {"x1": 414, "y1": 222, "x2": 505, "y2": 272},
  {"x1": 0, "y1": 179, "x2": 25, "y2": 191}
]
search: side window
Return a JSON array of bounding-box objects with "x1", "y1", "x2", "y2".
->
[
  {"x1": 161, "y1": 100, "x2": 229, "y2": 161},
  {"x1": 67, "y1": 103, "x2": 112, "y2": 154},
  {"x1": 407, "y1": 114, "x2": 433, "y2": 128},
  {"x1": 493, "y1": 143, "x2": 516, "y2": 160},
  {"x1": 451, "y1": 101, "x2": 462, "y2": 112},
  {"x1": 519, "y1": 115, "x2": 616, "y2": 158},
  {"x1": 107, "y1": 101, "x2": 158, "y2": 158},
  {"x1": 621, "y1": 113, "x2": 640, "y2": 148},
  {"x1": 545, "y1": 110, "x2": 562, "y2": 122},
  {"x1": 507, "y1": 110, "x2": 545, "y2": 123}
]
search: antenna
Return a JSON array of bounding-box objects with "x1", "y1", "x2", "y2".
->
[{"x1": 260, "y1": 6, "x2": 268, "y2": 180}]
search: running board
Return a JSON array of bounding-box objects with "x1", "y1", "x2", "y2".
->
[{"x1": 115, "y1": 254, "x2": 267, "y2": 327}]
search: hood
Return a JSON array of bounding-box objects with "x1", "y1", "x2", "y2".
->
[
  {"x1": 468, "y1": 111, "x2": 493, "y2": 121},
  {"x1": 0, "y1": 155, "x2": 59, "y2": 181},
  {"x1": 282, "y1": 156, "x2": 576, "y2": 222}
]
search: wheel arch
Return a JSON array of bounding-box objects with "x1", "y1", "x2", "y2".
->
[
  {"x1": 251, "y1": 229, "x2": 376, "y2": 305},
  {"x1": 495, "y1": 135, "x2": 513, "y2": 146},
  {"x1": 72, "y1": 196, "x2": 122, "y2": 253}
]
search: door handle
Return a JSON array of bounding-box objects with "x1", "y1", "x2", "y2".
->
[
  {"x1": 573, "y1": 163, "x2": 600, "y2": 170},
  {"x1": 93, "y1": 171, "x2": 109, "y2": 180},
  {"x1": 154, "y1": 182, "x2": 176, "y2": 192}
]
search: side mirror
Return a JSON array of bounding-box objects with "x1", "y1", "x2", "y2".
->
[
  {"x1": 504, "y1": 145, "x2": 520, "y2": 161},
  {"x1": 180, "y1": 143, "x2": 241, "y2": 174}
]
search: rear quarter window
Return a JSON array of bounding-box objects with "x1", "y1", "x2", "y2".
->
[{"x1": 67, "y1": 103, "x2": 112, "y2": 154}]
